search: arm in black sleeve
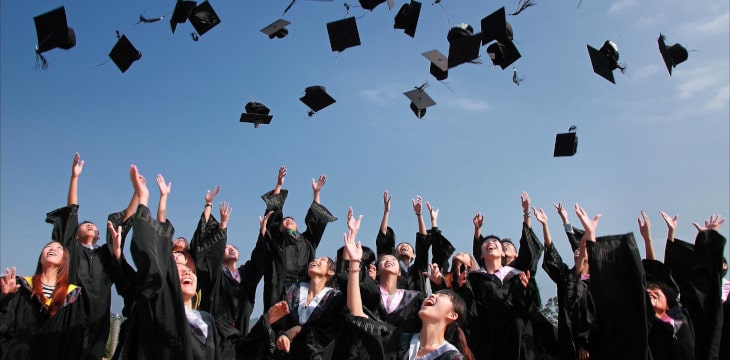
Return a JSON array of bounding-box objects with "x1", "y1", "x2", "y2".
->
[
  {"x1": 376, "y1": 226, "x2": 396, "y2": 257},
  {"x1": 429, "y1": 227, "x2": 455, "y2": 274},
  {"x1": 301, "y1": 202, "x2": 338, "y2": 250},
  {"x1": 129, "y1": 205, "x2": 175, "y2": 301},
  {"x1": 261, "y1": 189, "x2": 288, "y2": 236},
  {"x1": 513, "y1": 222, "x2": 544, "y2": 273}
]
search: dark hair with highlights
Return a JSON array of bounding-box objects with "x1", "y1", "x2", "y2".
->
[{"x1": 32, "y1": 241, "x2": 71, "y2": 317}]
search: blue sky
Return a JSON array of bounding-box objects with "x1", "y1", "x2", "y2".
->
[{"x1": 2, "y1": 0, "x2": 728, "y2": 315}]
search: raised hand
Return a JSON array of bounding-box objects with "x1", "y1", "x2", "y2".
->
[
  {"x1": 267, "y1": 301, "x2": 290, "y2": 324},
  {"x1": 276, "y1": 335, "x2": 291, "y2": 353},
  {"x1": 205, "y1": 186, "x2": 220, "y2": 205},
  {"x1": 574, "y1": 203, "x2": 600, "y2": 241},
  {"x1": 156, "y1": 174, "x2": 171, "y2": 196},
  {"x1": 412, "y1": 195, "x2": 423, "y2": 215},
  {"x1": 553, "y1": 202, "x2": 569, "y2": 224},
  {"x1": 343, "y1": 229, "x2": 363, "y2": 262},
  {"x1": 219, "y1": 202, "x2": 232, "y2": 229},
  {"x1": 519, "y1": 270, "x2": 531, "y2": 288},
  {"x1": 312, "y1": 175, "x2": 327, "y2": 193},
  {"x1": 692, "y1": 214, "x2": 725, "y2": 232},
  {"x1": 383, "y1": 191, "x2": 391, "y2": 213},
  {"x1": 426, "y1": 202, "x2": 439, "y2": 223},
  {"x1": 107, "y1": 221, "x2": 122, "y2": 260},
  {"x1": 71, "y1": 153, "x2": 84, "y2": 178},
  {"x1": 277, "y1": 166, "x2": 287, "y2": 187},
  {"x1": 533, "y1": 207, "x2": 548, "y2": 225},
  {"x1": 424, "y1": 263, "x2": 443, "y2": 286},
  {"x1": 473, "y1": 213, "x2": 484, "y2": 229},
  {"x1": 129, "y1": 165, "x2": 148, "y2": 206},
  {"x1": 1, "y1": 267, "x2": 20, "y2": 295},
  {"x1": 347, "y1": 207, "x2": 363, "y2": 235},
  {"x1": 259, "y1": 211, "x2": 274, "y2": 236},
  {"x1": 520, "y1": 192, "x2": 531, "y2": 213},
  {"x1": 638, "y1": 211, "x2": 651, "y2": 241}
]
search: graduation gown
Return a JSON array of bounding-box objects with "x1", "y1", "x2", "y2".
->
[
  {"x1": 542, "y1": 243, "x2": 596, "y2": 360},
  {"x1": 272, "y1": 282, "x2": 345, "y2": 360},
  {"x1": 46, "y1": 205, "x2": 130, "y2": 360},
  {"x1": 664, "y1": 230, "x2": 726, "y2": 360},
  {"x1": 376, "y1": 228, "x2": 430, "y2": 293},
  {"x1": 586, "y1": 233, "x2": 650, "y2": 360},
  {"x1": 0, "y1": 276, "x2": 85, "y2": 360},
  {"x1": 456, "y1": 267, "x2": 534, "y2": 360},
  {"x1": 122, "y1": 205, "x2": 242, "y2": 360},
  {"x1": 252, "y1": 189, "x2": 337, "y2": 310}
]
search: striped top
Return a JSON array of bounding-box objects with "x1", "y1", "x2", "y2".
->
[{"x1": 41, "y1": 283, "x2": 55, "y2": 299}]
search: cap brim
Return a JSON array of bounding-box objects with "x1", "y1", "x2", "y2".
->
[
  {"x1": 261, "y1": 19, "x2": 291, "y2": 36},
  {"x1": 34, "y1": 6, "x2": 75, "y2": 53},
  {"x1": 403, "y1": 88, "x2": 436, "y2": 110},
  {"x1": 553, "y1": 132, "x2": 577, "y2": 157},
  {"x1": 109, "y1": 35, "x2": 142, "y2": 73},
  {"x1": 587, "y1": 44, "x2": 615, "y2": 84},
  {"x1": 189, "y1": 1, "x2": 221, "y2": 36},
  {"x1": 487, "y1": 40, "x2": 521, "y2": 69},
  {"x1": 448, "y1": 33, "x2": 482, "y2": 68},
  {"x1": 300, "y1": 87, "x2": 336, "y2": 112},
  {"x1": 658, "y1": 35, "x2": 674, "y2": 75},
  {"x1": 326, "y1": 17, "x2": 361, "y2": 52},
  {"x1": 480, "y1": 7, "x2": 507, "y2": 45},
  {"x1": 240, "y1": 113, "x2": 273, "y2": 125}
]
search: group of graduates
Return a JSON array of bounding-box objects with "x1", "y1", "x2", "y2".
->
[{"x1": 0, "y1": 153, "x2": 728, "y2": 360}]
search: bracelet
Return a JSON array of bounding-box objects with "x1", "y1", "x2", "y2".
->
[
  {"x1": 348, "y1": 268, "x2": 361, "y2": 272},
  {"x1": 415, "y1": 213, "x2": 422, "y2": 216},
  {"x1": 205, "y1": 203, "x2": 213, "y2": 207}
]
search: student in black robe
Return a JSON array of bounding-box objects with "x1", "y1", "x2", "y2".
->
[
  {"x1": 574, "y1": 204, "x2": 650, "y2": 360},
  {"x1": 251, "y1": 166, "x2": 338, "y2": 311},
  {"x1": 662, "y1": 212, "x2": 725, "y2": 360},
  {"x1": 44, "y1": 153, "x2": 133, "y2": 360},
  {"x1": 539, "y1": 203, "x2": 596, "y2": 360},
  {"x1": 342, "y1": 212, "x2": 473, "y2": 360},
  {"x1": 270, "y1": 255, "x2": 345, "y2": 360},
  {"x1": 638, "y1": 211, "x2": 695, "y2": 360},
  {"x1": 0, "y1": 241, "x2": 85, "y2": 360}
]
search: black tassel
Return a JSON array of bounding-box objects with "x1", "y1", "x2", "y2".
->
[
  {"x1": 509, "y1": 0, "x2": 535, "y2": 16},
  {"x1": 191, "y1": 33, "x2": 200, "y2": 41},
  {"x1": 283, "y1": 0, "x2": 297, "y2": 15},
  {"x1": 617, "y1": 62, "x2": 627, "y2": 74},
  {"x1": 512, "y1": 68, "x2": 524, "y2": 85},
  {"x1": 137, "y1": 15, "x2": 164, "y2": 24},
  {"x1": 35, "y1": 50, "x2": 49, "y2": 70}
]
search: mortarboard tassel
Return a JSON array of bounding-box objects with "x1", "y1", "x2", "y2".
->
[
  {"x1": 512, "y1": 67, "x2": 524, "y2": 85},
  {"x1": 509, "y1": 0, "x2": 535, "y2": 16},
  {"x1": 191, "y1": 33, "x2": 200, "y2": 41},
  {"x1": 283, "y1": 0, "x2": 297, "y2": 15},
  {"x1": 35, "y1": 49, "x2": 49, "y2": 70},
  {"x1": 137, "y1": 15, "x2": 165, "y2": 24}
]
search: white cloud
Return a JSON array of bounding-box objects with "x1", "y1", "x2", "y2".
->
[
  {"x1": 680, "y1": 11, "x2": 730, "y2": 36},
  {"x1": 706, "y1": 85, "x2": 729, "y2": 110},
  {"x1": 633, "y1": 63, "x2": 661, "y2": 79},
  {"x1": 359, "y1": 89, "x2": 392, "y2": 105},
  {"x1": 443, "y1": 97, "x2": 491, "y2": 112},
  {"x1": 608, "y1": 0, "x2": 636, "y2": 14}
]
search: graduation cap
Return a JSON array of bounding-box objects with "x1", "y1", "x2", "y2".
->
[
  {"x1": 447, "y1": 23, "x2": 481, "y2": 68},
  {"x1": 553, "y1": 126, "x2": 577, "y2": 157},
  {"x1": 359, "y1": 0, "x2": 392, "y2": 11},
  {"x1": 300, "y1": 86, "x2": 336, "y2": 115},
  {"x1": 642, "y1": 259, "x2": 680, "y2": 309},
  {"x1": 240, "y1": 102, "x2": 273, "y2": 128},
  {"x1": 170, "y1": 0, "x2": 197, "y2": 33},
  {"x1": 403, "y1": 84, "x2": 436, "y2": 119},
  {"x1": 326, "y1": 17, "x2": 361, "y2": 52},
  {"x1": 422, "y1": 50, "x2": 448, "y2": 80},
  {"x1": 394, "y1": 1, "x2": 421, "y2": 38},
  {"x1": 261, "y1": 19, "x2": 290, "y2": 39},
  {"x1": 33, "y1": 6, "x2": 76, "y2": 68},
  {"x1": 486, "y1": 40, "x2": 521, "y2": 69},
  {"x1": 658, "y1": 34, "x2": 688, "y2": 76},
  {"x1": 480, "y1": 7, "x2": 511, "y2": 45},
  {"x1": 587, "y1": 40, "x2": 624, "y2": 84},
  {"x1": 189, "y1": 1, "x2": 221, "y2": 37},
  {"x1": 109, "y1": 35, "x2": 142, "y2": 73}
]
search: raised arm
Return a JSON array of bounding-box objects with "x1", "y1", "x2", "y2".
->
[
  {"x1": 427, "y1": 201, "x2": 439, "y2": 229},
  {"x1": 156, "y1": 174, "x2": 171, "y2": 223},
  {"x1": 533, "y1": 207, "x2": 552, "y2": 248},
  {"x1": 312, "y1": 174, "x2": 326, "y2": 204},
  {"x1": 574, "y1": 204, "x2": 600, "y2": 242},
  {"x1": 343, "y1": 209, "x2": 365, "y2": 318},
  {"x1": 274, "y1": 166, "x2": 286, "y2": 195},
  {"x1": 380, "y1": 191, "x2": 391, "y2": 236},
  {"x1": 67, "y1": 153, "x2": 84, "y2": 206},
  {"x1": 203, "y1": 185, "x2": 221, "y2": 223},
  {"x1": 472, "y1": 213, "x2": 484, "y2": 267},
  {"x1": 658, "y1": 210, "x2": 678, "y2": 243},
  {"x1": 412, "y1": 195, "x2": 426, "y2": 235},
  {"x1": 637, "y1": 211, "x2": 656, "y2": 260},
  {"x1": 521, "y1": 192, "x2": 531, "y2": 227}
]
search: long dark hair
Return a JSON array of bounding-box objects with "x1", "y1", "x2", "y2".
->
[
  {"x1": 436, "y1": 289, "x2": 474, "y2": 360},
  {"x1": 31, "y1": 241, "x2": 71, "y2": 317}
]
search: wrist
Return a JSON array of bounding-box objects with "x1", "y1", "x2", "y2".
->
[{"x1": 205, "y1": 203, "x2": 213, "y2": 207}]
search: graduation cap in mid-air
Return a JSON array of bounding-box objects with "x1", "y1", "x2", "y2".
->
[
  {"x1": 394, "y1": 1, "x2": 421, "y2": 38},
  {"x1": 480, "y1": 7, "x2": 521, "y2": 69},
  {"x1": 422, "y1": 50, "x2": 448, "y2": 81},
  {"x1": 300, "y1": 86, "x2": 336, "y2": 116},
  {"x1": 447, "y1": 23, "x2": 482, "y2": 68},
  {"x1": 189, "y1": 1, "x2": 221, "y2": 36},
  {"x1": 553, "y1": 125, "x2": 578, "y2": 157},
  {"x1": 658, "y1": 34, "x2": 688, "y2": 76},
  {"x1": 587, "y1": 40, "x2": 624, "y2": 84},
  {"x1": 170, "y1": 0, "x2": 197, "y2": 33},
  {"x1": 240, "y1": 102, "x2": 273, "y2": 128},
  {"x1": 109, "y1": 34, "x2": 142, "y2": 73},
  {"x1": 359, "y1": 0, "x2": 394, "y2": 11},
  {"x1": 33, "y1": 6, "x2": 76, "y2": 68},
  {"x1": 326, "y1": 17, "x2": 361, "y2": 53},
  {"x1": 403, "y1": 84, "x2": 436, "y2": 119},
  {"x1": 261, "y1": 19, "x2": 291, "y2": 39}
]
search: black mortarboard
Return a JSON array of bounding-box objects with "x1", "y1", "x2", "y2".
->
[
  {"x1": 34, "y1": 6, "x2": 76, "y2": 54},
  {"x1": 553, "y1": 128, "x2": 578, "y2": 157},
  {"x1": 189, "y1": 1, "x2": 221, "y2": 36},
  {"x1": 360, "y1": 0, "x2": 386, "y2": 11},
  {"x1": 261, "y1": 19, "x2": 291, "y2": 39},
  {"x1": 658, "y1": 34, "x2": 688, "y2": 76},
  {"x1": 447, "y1": 24, "x2": 481, "y2": 68},
  {"x1": 300, "y1": 86, "x2": 336, "y2": 114},
  {"x1": 486, "y1": 40, "x2": 521, "y2": 69},
  {"x1": 170, "y1": 0, "x2": 197, "y2": 33},
  {"x1": 240, "y1": 102, "x2": 273, "y2": 128},
  {"x1": 109, "y1": 35, "x2": 142, "y2": 73},
  {"x1": 480, "y1": 7, "x2": 512, "y2": 45},
  {"x1": 422, "y1": 50, "x2": 448, "y2": 80},
  {"x1": 587, "y1": 40, "x2": 621, "y2": 84},
  {"x1": 326, "y1": 17, "x2": 361, "y2": 53},
  {"x1": 394, "y1": 1, "x2": 421, "y2": 38},
  {"x1": 403, "y1": 86, "x2": 436, "y2": 119}
]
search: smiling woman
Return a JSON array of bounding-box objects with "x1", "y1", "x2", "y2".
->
[{"x1": 0, "y1": 240, "x2": 85, "y2": 360}]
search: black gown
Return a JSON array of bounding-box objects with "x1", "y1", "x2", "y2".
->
[
  {"x1": 376, "y1": 228, "x2": 430, "y2": 293},
  {"x1": 0, "y1": 276, "x2": 85, "y2": 360},
  {"x1": 46, "y1": 204, "x2": 130, "y2": 360}
]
